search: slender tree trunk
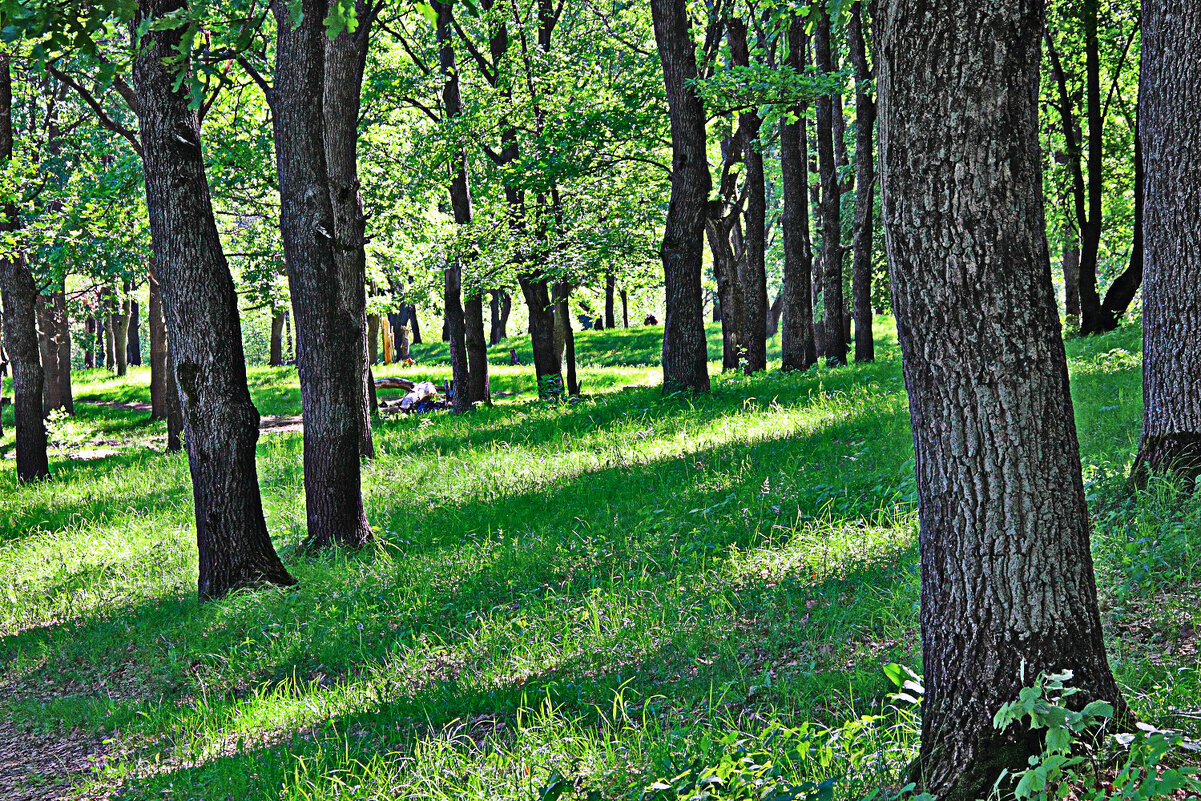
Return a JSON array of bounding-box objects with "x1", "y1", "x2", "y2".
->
[
  {"x1": 382, "y1": 314, "x2": 393, "y2": 364},
  {"x1": 395, "y1": 322, "x2": 410, "y2": 360},
  {"x1": 324, "y1": 3, "x2": 375, "y2": 459},
  {"x1": 464, "y1": 292, "x2": 489, "y2": 403},
  {"x1": 1062, "y1": 241, "x2": 1081, "y2": 328},
  {"x1": 127, "y1": 297, "x2": 142, "y2": 366},
  {"x1": 434, "y1": 1, "x2": 474, "y2": 413},
  {"x1": 876, "y1": 0, "x2": 1126, "y2": 796},
  {"x1": 148, "y1": 268, "x2": 167, "y2": 420},
  {"x1": 766, "y1": 294, "x2": 783, "y2": 338},
  {"x1": 555, "y1": 282, "x2": 579, "y2": 395},
  {"x1": 489, "y1": 291, "x2": 502, "y2": 345},
  {"x1": 406, "y1": 304, "x2": 422, "y2": 344},
  {"x1": 1098, "y1": 122, "x2": 1144, "y2": 330},
  {"x1": 780, "y1": 19, "x2": 817, "y2": 371},
  {"x1": 489, "y1": 290, "x2": 511, "y2": 345},
  {"x1": 707, "y1": 202, "x2": 745, "y2": 372},
  {"x1": 0, "y1": 55, "x2": 49, "y2": 482},
  {"x1": 1133, "y1": 2, "x2": 1201, "y2": 484},
  {"x1": 848, "y1": 0, "x2": 875, "y2": 363},
  {"x1": 95, "y1": 311, "x2": 106, "y2": 368},
  {"x1": 604, "y1": 274, "x2": 616, "y2": 329},
  {"x1": 815, "y1": 11, "x2": 846, "y2": 366},
  {"x1": 651, "y1": 0, "x2": 711, "y2": 394},
  {"x1": 272, "y1": 0, "x2": 373, "y2": 546},
  {"x1": 367, "y1": 313, "x2": 379, "y2": 364},
  {"x1": 114, "y1": 282, "x2": 131, "y2": 376},
  {"x1": 269, "y1": 311, "x2": 285, "y2": 366},
  {"x1": 104, "y1": 289, "x2": 116, "y2": 371},
  {"x1": 621, "y1": 289, "x2": 628, "y2": 328},
  {"x1": 84, "y1": 315, "x2": 96, "y2": 369},
  {"x1": 519, "y1": 275, "x2": 563, "y2": 397},
  {"x1": 728, "y1": 19, "x2": 768, "y2": 374},
  {"x1": 54, "y1": 288, "x2": 72, "y2": 414},
  {"x1": 134, "y1": 0, "x2": 294, "y2": 598},
  {"x1": 37, "y1": 294, "x2": 62, "y2": 415}
]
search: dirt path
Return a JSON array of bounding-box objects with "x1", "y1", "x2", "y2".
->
[{"x1": 0, "y1": 721, "x2": 110, "y2": 800}]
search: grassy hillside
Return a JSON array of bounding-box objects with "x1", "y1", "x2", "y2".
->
[{"x1": 0, "y1": 320, "x2": 1196, "y2": 800}]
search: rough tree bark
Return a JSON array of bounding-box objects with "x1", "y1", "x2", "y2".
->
[
  {"x1": 134, "y1": 0, "x2": 294, "y2": 598},
  {"x1": 779, "y1": 18, "x2": 817, "y2": 371},
  {"x1": 728, "y1": 18, "x2": 767, "y2": 374},
  {"x1": 164, "y1": 343, "x2": 183, "y2": 452},
  {"x1": 269, "y1": 311, "x2": 285, "y2": 366},
  {"x1": 847, "y1": 1, "x2": 875, "y2": 363},
  {"x1": 1133, "y1": 0, "x2": 1201, "y2": 484},
  {"x1": 651, "y1": 0, "x2": 711, "y2": 393},
  {"x1": 876, "y1": 0, "x2": 1127, "y2": 796},
  {"x1": 1062, "y1": 241, "x2": 1081, "y2": 327},
  {"x1": 54, "y1": 288, "x2": 73, "y2": 413},
  {"x1": 0, "y1": 54, "x2": 49, "y2": 482},
  {"x1": 37, "y1": 294, "x2": 63, "y2": 415},
  {"x1": 707, "y1": 134, "x2": 747, "y2": 372},
  {"x1": 272, "y1": 0, "x2": 374, "y2": 546},
  {"x1": 815, "y1": 11, "x2": 846, "y2": 366},
  {"x1": 324, "y1": 0, "x2": 375, "y2": 459},
  {"x1": 148, "y1": 268, "x2": 167, "y2": 420},
  {"x1": 113, "y1": 283, "x2": 131, "y2": 376},
  {"x1": 464, "y1": 292, "x2": 489, "y2": 403},
  {"x1": 367, "y1": 313, "x2": 379, "y2": 364}
]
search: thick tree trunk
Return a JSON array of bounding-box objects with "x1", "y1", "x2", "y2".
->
[
  {"x1": 489, "y1": 290, "x2": 512, "y2": 344},
  {"x1": 272, "y1": 0, "x2": 373, "y2": 545},
  {"x1": 269, "y1": 311, "x2": 285, "y2": 366},
  {"x1": 164, "y1": 343, "x2": 183, "y2": 452},
  {"x1": 54, "y1": 289, "x2": 72, "y2": 413},
  {"x1": 395, "y1": 322, "x2": 410, "y2": 360},
  {"x1": 134, "y1": 0, "x2": 294, "y2": 598},
  {"x1": 1133, "y1": 3, "x2": 1201, "y2": 484},
  {"x1": 324, "y1": 4, "x2": 375, "y2": 460},
  {"x1": 780, "y1": 19, "x2": 817, "y2": 372},
  {"x1": 0, "y1": 55, "x2": 49, "y2": 482},
  {"x1": 519, "y1": 274, "x2": 563, "y2": 397},
  {"x1": 651, "y1": 0, "x2": 711, "y2": 394},
  {"x1": 728, "y1": 19, "x2": 768, "y2": 374},
  {"x1": 127, "y1": 298, "x2": 142, "y2": 366},
  {"x1": 815, "y1": 11, "x2": 846, "y2": 366},
  {"x1": 435, "y1": 1, "x2": 474, "y2": 413},
  {"x1": 555, "y1": 282, "x2": 579, "y2": 395},
  {"x1": 707, "y1": 202, "x2": 745, "y2": 372},
  {"x1": 465, "y1": 292, "x2": 489, "y2": 403},
  {"x1": 876, "y1": 0, "x2": 1126, "y2": 796},
  {"x1": 848, "y1": 1, "x2": 875, "y2": 363},
  {"x1": 148, "y1": 269, "x2": 167, "y2": 420}
]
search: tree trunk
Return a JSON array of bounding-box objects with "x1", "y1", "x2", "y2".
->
[
  {"x1": 766, "y1": 294, "x2": 783, "y2": 338},
  {"x1": 434, "y1": 1, "x2": 474, "y2": 414},
  {"x1": 876, "y1": 0, "x2": 1127, "y2": 796},
  {"x1": 104, "y1": 289, "x2": 116, "y2": 371},
  {"x1": 848, "y1": 1, "x2": 875, "y2": 363},
  {"x1": 127, "y1": 297, "x2": 142, "y2": 366},
  {"x1": 621, "y1": 289, "x2": 628, "y2": 328},
  {"x1": 519, "y1": 275, "x2": 563, "y2": 397},
  {"x1": 1097, "y1": 122, "x2": 1144, "y2": 331},
  {"x1": 54, "y1": 288, "x2": 72, "y2": 414},
  {"x1": 1062, "y1": 242, "x2": 1081, "y2": 328},
  {"x1": 95, "y1": 311, "x2": 106, "y2": 368},
  {"x1": 381, "y1": 314, "x2": 393, "y2": 364},
  {"x1": 396, "y1": 322, "x2": 410, "y2": 360},
  {"x1": 780, "y1": 18, "x2": 817, "y2": 371},
  {"x1": 604, "y1": 274, "x2": 616, "y2": 329},
  {"x1": 0, "y1": 54, "x2": 49, "y2": 482},
  {"x1": 555, "y1": 282, "x2": 579, "y2": 395},
  {"x1": 367, "y1": 313, "x2": 379, "y2": 364},
  {"x1": 489, "y1": 290, "x2": 511, "y2": 344},
  {"x1": 651, "y1": 0, "x2": 711, "y2": 394},
  {"x1": 706, "y1": 198, "x2": 745, "y2": 372},
  {"x1": 84, "y1": 315, "x2": 96, "y2": 369},
  {"x1": 164, "y1": 342, "x2": 183, "y2": 452},
  {"x1": 113, "y1": 283, "x2": 131, "y2": 376},
  {"x1": 37, "y1": 294, "x2": 62, "y2": 416},
  {"x1": 464, "y1": 292, "x2": 489, "y2": 403},
  {"x1": 134, "y1": 0, "x2": 295, "y2": 598},
  {"x1": 269, "y1": 311, "x2": 285, "y2": 366},
  {"x1": 272, "y1": 0, "x2": 374, "y2": 546},
  {"x1": 323, "y1": 2, "x2": 375, "y2": 460},
  {"x1": 728, "y1": 19, "x2": 768, "y2": 374},
  {"x1": 148, "y1": 268, "x2": 167, "y2": 420},
  {"x1": 406, "y1": 304, "x2": 422, "y2": 344},
  {"x1": 815, "y1": 11, "x2": 846, "y2": 366},
  {"x1": 1133, "y1": 2, "x2": 1201, "y2": 484}
]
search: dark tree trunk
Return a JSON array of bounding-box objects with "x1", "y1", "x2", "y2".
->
[
  {"x1": 37, "y1": 294, "x2": 63, "y2": 415},
  {"x1": 434, "y1": 1, "x2": 474, "y2": 413},
  {"x1": 127, "y1": 298, "x2": 142, "y2": 366},
  {"x1": 104, "y1": 289, "x2": 116, "y2": 370},
  {"x1": 367, "y1": 314, "x2": 379, "y2": 364},
  {"x1": 134, "y1": 0, "x2": 294, "y2": 598},
  {"x1": 876, "y1": 0, "x2": 1126, "y2": 796},
  {"x1": 324, "y1": 3, "x2": 375, "y2": 459},
  {"x1": 269, "y1": 311, "x2": 285, "y2": 366},
  {"x1": 706, "y1": 198, "x2": 745, "y2": 372},
  {"x1": 848, "y1": 1, "x2": 875, "y2": 363},
  {"x1": 815, "y1": 11, "x2": 846, "y2": 366},
  {"x1": 489, "y1": 289, "x2": 512, "y2": 344},
  {"x1": 148, "y1": 268, "x2": 167, "y2": 420},
  {"x1": 272, "y1": 0, "x2": 373, "y2": 546},
  {"x1": 464, "y1": 292, "x2": 489, "y2": 403},
  {"x1": 95, "y1": 312, "x2": 106, "y2": 368},
  {"x1": 651, "y1": 0, "x2": 711, "y2": 394},
  {"x1": 1097, "y1": 123, "x2": 1143, "y2": 331},
  {"x1": 555, "y1": 282, "x2": 579, "y2": 395},
  {"x1": 604, "y1": 274, "x2": 616, "y2": 329},
  {"x1": 519, "y1": 274, "x2": 563, "y2": 397},
  {"x1": 728, "y1": 19, "x2": 768, "y2": 374},
  {"x1": 766, "y1": 294, "x2": 783, "y2": 338},
  {"x1": 406, "y1": 304, "x2": 422, "y2": 344},
  {"x1": 620, "y1": 289, "x2": 628, "y2": 327},
  {"x1": 1062, "y1": 242, "x2": 1081, "y2": 328},
  {"x1": 780, "y1": 19, "x2": 817, "y2": 371},
  {"x1": 489, "y1": 291, "x2": 501, "y2": 345},
  {"x1": 54, "y1": 289, "x2": 72, "y2": 413},
  {"x1": 1133, "y1": 2, "x2": 1201, "y2": 484},
  {"x1": 84, "y1": 315, "x2": 96, "y2": 368},
  {"x1": 0, "y1": 54, "x2": 49, "y2": 482}
]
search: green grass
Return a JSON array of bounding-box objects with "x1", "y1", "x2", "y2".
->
[{"x1": 0, "y1": 320, "x2": 1197, "y2": 799}]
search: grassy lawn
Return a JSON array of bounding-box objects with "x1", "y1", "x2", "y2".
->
[{"x1": 0, "y1": 320, "x2": 1197, "y2": 800}]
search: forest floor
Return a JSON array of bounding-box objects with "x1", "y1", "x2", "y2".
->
[{"x1": 0, "y1": 320, "x2": 1198, "y2": 800}]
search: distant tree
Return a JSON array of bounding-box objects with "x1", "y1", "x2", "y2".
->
[
  {"x1": 650, "y1": 0, "x2": 710, "y2": 394},
  {"x1": 876, "y1": 0, "x2": 1126, "y2": 796},
  {"x1": 134, "y1": 0, "x2": 295, "y2": 598},
  {"x1": 847, "y1": 0, "x2": 874, "y2": 363},
  {"x1": 813, "y1": 8, "x2": 845, "y2": 366},
  {"x1": 1133, "y1": 0, "x2": 1201, "y2": 483}
]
